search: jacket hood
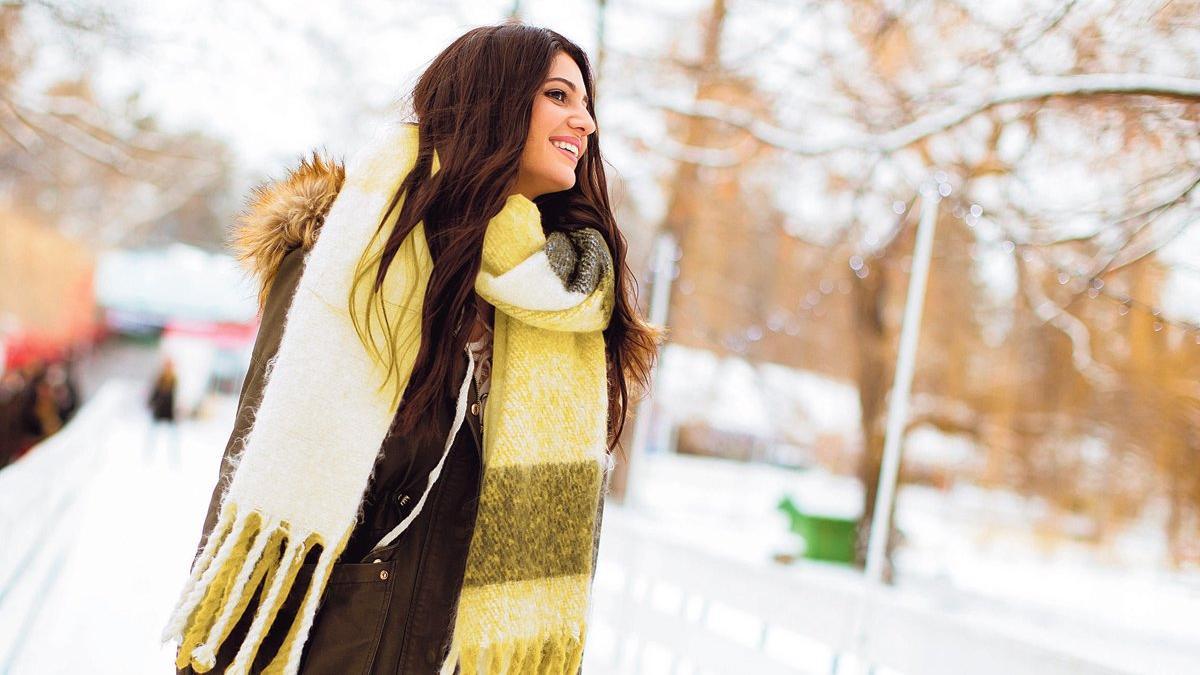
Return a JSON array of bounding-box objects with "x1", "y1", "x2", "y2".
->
[{"x1": 233, "y1": 152, "x2": 345, "y2": 309}]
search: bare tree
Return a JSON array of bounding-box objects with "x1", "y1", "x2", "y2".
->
[{"x1": 607, "y1": 0, "x2": 1200, "y2": 569}]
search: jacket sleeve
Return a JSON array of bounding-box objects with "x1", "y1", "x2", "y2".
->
[{"x1": 190, "y1": 247, "x2": 307, "y2": 563}]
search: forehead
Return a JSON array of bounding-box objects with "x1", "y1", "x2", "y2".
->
[{"x1": 547, "y1": 52, "x2": 585, "y2": 87}]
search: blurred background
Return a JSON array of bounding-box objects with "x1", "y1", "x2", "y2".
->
[{"x1": 0, "y1": 0, "x2": 1198, "y2": 673}]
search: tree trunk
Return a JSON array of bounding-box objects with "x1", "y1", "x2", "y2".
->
[{"x1": 851, "y1": 262, "x2": 899, "y2": 580}]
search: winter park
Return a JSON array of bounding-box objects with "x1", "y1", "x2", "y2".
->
[{"x1": 1, "y1": 1, "x2": 1199, "y2": 674}]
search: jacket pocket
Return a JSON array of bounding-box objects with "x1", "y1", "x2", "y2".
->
[{"x1": 298, "y1": 559, "x2": 396, "y2": 675}]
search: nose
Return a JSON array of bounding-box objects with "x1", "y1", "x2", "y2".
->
[{"x1": 570, "y1": 105, "x2": 596, "y2": 137}]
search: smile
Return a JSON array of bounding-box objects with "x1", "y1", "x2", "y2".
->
[{"x1": 550, "y1": 137, "x2": 581, "y2": 161}]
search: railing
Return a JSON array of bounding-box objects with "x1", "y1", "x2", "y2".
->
[{"x1": 585, "y1": 514, "x2": 1128, "y2": 675}]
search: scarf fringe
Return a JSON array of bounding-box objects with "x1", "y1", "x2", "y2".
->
[
  {"x1": 439, "y1": 627, "x2": 586, "y2": 675},
  {"x1": 162, "y1": 504, "x2": 345, "y2": 675}
]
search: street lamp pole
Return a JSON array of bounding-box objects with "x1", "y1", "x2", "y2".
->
[
  {"x1": 624, "y1": 231, "x2": 676, "y2": 508},
  {"x1": 837, "y1": 176, "x2": 943, "y2": 674}
]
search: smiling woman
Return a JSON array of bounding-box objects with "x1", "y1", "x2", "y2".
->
[{"x1": 163, "y1": 21, "x2": 662, "y2": 675}]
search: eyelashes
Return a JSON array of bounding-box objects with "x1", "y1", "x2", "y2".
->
[{"x1": 545, "y1": 89, "x2": 568, "y2": 103}]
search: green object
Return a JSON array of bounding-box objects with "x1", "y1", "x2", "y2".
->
[{"x1": 777, "y1": 495, "x2": 858, "y2": 564}]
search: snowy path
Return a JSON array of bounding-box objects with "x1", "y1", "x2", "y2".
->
[{"x1": 0, "y1": 381, "x2": 228, "y2": 673}]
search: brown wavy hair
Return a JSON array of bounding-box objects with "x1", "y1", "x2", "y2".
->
[{"x1": 350, "y1": 23, "x2": 663, "y2": 452}]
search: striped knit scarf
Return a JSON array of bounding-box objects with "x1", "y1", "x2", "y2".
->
[{"x1": 162, "y1": 122, "x2": 614, "y2": 674}]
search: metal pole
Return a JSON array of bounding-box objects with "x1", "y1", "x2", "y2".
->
[
  {"x1": 595, "y1": 0, "x2": 609, "y2": 89},
  {"x1": 624, "y1": 231, "x2": 676, "y2": 508},
  {"x1": 838, "y1": 178, "x2": 942, "y2": 674}
]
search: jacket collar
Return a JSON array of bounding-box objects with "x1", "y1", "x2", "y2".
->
[{"x1": 233, "y1": 153, "x2": 345, "y2": 309}]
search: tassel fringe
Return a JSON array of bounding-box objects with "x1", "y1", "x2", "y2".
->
[
  {"x1": 162, "y1": 504, "x2": 347, "y2": 675},
  {"x1": 439, "y1": 628, "x2": 586, "y2": 675},
  {"x1": 161, "y1": 505, "x2": 237, "y2": 643},
  {"x1": 226, "y1": 536, "x2": 305, "y2": 674},
  {"x1": 265, "y1": 537, "x2": 339, "y2": 674}
]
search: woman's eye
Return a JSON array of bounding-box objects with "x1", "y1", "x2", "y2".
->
[{"x1": 546, "y1": 89, "x2": 567, "y2": 103}]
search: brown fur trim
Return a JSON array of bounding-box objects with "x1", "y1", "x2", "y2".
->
[{"x1": 232, "y1": 152, "x2": 346, "y2": 310}]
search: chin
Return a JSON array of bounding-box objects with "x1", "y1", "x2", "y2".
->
[
  {"x1": 537, "y1": 175, "x2": 576, "y2": 196},
  {"x1": 553, "y1": 170, "x2": 578, "y2": 191}
]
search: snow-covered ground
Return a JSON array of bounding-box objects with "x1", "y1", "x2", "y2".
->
[
  {"x1": 619, "y1": 453, "x2": 1200, "y2": 674},
  {"x1": 0, "y1": 381, "x2": 1196, "y2": 673},
  {"x1": 0, "y1": 381, "x2": 229, "y2": 673}
]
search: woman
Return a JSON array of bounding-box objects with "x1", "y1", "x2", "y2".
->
[
  {"x1": 146, "y1": 357, "x2": 180, "y2": 463},
  {"x1": 164, "y1": 22, "x2": 661, "y2": 675},
  {"x1": 147, "y1": 358, "x2": 177, "y2": 425}
]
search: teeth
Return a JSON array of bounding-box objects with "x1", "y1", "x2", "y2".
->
[{"x1": 552, "y1": 140, "x2": 578, "y2": 157}]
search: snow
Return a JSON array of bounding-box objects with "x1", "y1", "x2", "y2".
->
[
  {"x1": 1, "y1": 381, "x2": 1197, "y2": 673},
  {"x1": 656, "y1": 344, "x2": 862, "y2": 446},
  {"x1": 0, "y1": 381, "x2": 226, "y2": 672},
  {"x1": 616, "y1": 453, "x2": 1200, "y2": 674}
]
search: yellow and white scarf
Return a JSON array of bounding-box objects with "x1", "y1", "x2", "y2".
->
[{"x1": 162, "y1": 122, "x2": 614, "y2": 674}]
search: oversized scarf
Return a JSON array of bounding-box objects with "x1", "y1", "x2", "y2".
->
[{"x1": 162, "y1": 122, "x2": 614, "y2": 674}]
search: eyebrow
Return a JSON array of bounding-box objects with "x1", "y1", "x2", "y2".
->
[{"x1": 545, "y1": 77, "x2": 590, "y2": 106}]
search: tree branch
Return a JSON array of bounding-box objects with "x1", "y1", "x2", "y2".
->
[
  {"x1": 648, "y1": 73, "x2": 1200, "y2": 156},
  {"x1": 1017, "y1": 254, "x2": 1120, "y2": 389}
]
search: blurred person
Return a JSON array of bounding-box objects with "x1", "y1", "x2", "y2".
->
[
  {"x1": 0, "y1": 368, "x2": 27, "y2": 467},
  {"x1": 16, "y1": 362, "x2": 60, "y2": 458},
  {"x1": 166, "y1": 23, "x2": 661, "y2": 675},
  {"x1": 45, "y1": 361, "x2": 79, "y2": 423},
  {"x1": 146, "y1": 357, "x2": 180, "y2": 466},
  {"x1": 149, "y1": 358, "x2": 178, "y2": 423},
  {"x1": 29, "y1": 369, "x2": 62, "y2": 436}
]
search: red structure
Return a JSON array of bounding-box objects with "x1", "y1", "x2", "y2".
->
[{"x1": 0, "y1": 212, "x2": 101, "y2": 371}]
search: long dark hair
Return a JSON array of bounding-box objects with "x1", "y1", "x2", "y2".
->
[{"x1": 350, "y1": 23, "x2": 662, "y2": 452}]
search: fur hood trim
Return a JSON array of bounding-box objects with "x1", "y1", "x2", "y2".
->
[{"x1": 233, "y1": 152, "x2": 345, "y2": 309}]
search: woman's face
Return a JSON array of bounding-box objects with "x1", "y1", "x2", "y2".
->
[{"x1": 512, "y1": 52, "x2": 596, "y2": 200}]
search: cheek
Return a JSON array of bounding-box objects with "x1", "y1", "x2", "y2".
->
[
  {"x1": 520, "y1": 102, "x2": 576, "y2": 188},
  {"x1": 526, "y1": 100, "x2": 554, "y2": 146},
  {"x1": 524, "y1": 136, "x2": 571, "y2": 178},
  {"x1": 521, "y1": 139, "x2": 553, "y2": 179},
  {"x1": 522, "y1": 107, "x2": 551, "y2": 164},
  {"x1": 533, "y1": 97, "x2": 560, "y2": 128}
]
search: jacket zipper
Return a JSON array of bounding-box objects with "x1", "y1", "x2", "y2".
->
[
  {"x1": 467, "y1": 349, "x2": 486, "y2": 412},
  {"x1": 465, "y1": 345, "x2": 486, "y2": 447},
  {"x1": 463, "y1": 346, "x2": 487, "y2": 509}
]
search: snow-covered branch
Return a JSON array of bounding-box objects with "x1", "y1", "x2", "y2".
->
[
  {"x1": 650, "y1": 74, "x2": 1200, "y2": 156},
  {"x1": 624, "y1": 129, "x2": 749, "y2": 168},
  {"x1": 1, "y1": 93, "x2": 158, "y2": 179},
  {"x1": 1018, "y1": 255, "x2": 1119, "y2": 389},
  {"x1": 880, "y1": 74, "x2": 1200, "y2": 154}
]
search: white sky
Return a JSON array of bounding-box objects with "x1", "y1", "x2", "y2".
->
[{"x1": 82, "y1": 0, "x2": 606, "y2": 175}]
